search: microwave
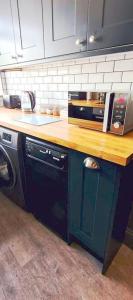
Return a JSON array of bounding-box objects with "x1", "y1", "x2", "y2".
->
[{"x1": 68, "y1": 92, "x2": 133, "y2": 135}]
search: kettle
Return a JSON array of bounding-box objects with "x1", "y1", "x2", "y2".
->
[{"x1": 21, "y1": 91, "x2": 36, "y2": 112}]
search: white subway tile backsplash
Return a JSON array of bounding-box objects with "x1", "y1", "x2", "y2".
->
[
  {"x1": 106, "y1": 53, "x2": 125, "y2": 61},
  {"x1": 32, "y1": 84, "x2": 40, "y2": 91},
  {"x1": 4, "y1": 50, "x2": 133, "y2": 107},
  {"x1": 115, "y1": 59, "x2": 133, "y2": 71},
  {"x1": 35, "y1": 77, "x2": 43, "y2": 84},
  {"x1": 69, "y1": 65, "x2": 81, "y2": 74},
  {"x1": 122, "y1": 72, "x2": 133, "y2": 82},
  {"x1": 63, "y1": 75, "x2": 74, "y2": 84},
  {"x1": 48, "y1": 67, "x2": 57, "y2": 75},
  {"x1": 50, "y1": 61, "x2": 63, "y2": 67},
  {"x1": 58, "y1": 67, "x2": 68, "y2": 75},
  {"x1": 53, "y1": 76, "x2": 62, "y2": 83},
  {"x1": 125, "y1": 51, "x2": 133, "y2": 59},
  {"x1": 112, "y1": 83, "x2": 131, "y2": 91},
  {"x1": 36, "y1": 91, "x2": 44, "y2": 98},
  {"x1": 89, "y1": 73, "x2": 103, "y2": 83},
  {"x1": 89, "y1": 55, "x2": 105, "y2": 63},
  {"x1": 81, "y1": 83, "x2": 96, "y2": 91},
  {"x1": 82, "y1": 63, "x2": 96, "y2": 74},
  {"x1": 97, "y1": 61, "x2": 114, "y2": 73},
  {"x1": 38, "y1": 70, "x2": 47, "y2": 76},
  {"x1": 63, "y1": 60, "x2": 75, "y2": 66},
  {"x1": 96, "y1": 83, "x2": 112, "y2": 91},
  {"x1": 48, "y1": 83, "x2": 58, "y2": 91},
  {"x1": 75, "y1": 74, "x2": 88, "y2": 83},
  {"x1": 39, "y1": 84, "x2": 48, "y2": 91},
  {"x1": 104, "y1": 72, "x2": 122, "y2": 83},
  {"x1": 43, "y1": 76, "x2": 52, "y2": 83},
  {"x1": 75, "y1": 57, "x2": 90, "y2": 65},
  {"x1": 69, "y1": 84, "x2": 81, "y2": 91},
  {"x1": 58, "y1": 84, "x2": 68, "y2": 91}
]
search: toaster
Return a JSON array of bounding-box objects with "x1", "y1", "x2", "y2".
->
[{"x1": 3, "y1": 95, "x2": 21, "y2": 109}]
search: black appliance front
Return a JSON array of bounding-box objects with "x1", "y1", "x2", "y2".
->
[
  {"x1": 25, "y1": 137, "x2": 68, "y2": 241},
  {"x1": 68, "y1": 104, "x2": 105, "y2": 122},
  {"x1": 0, "y1": 128, "x2": 26, "y2": 208}
]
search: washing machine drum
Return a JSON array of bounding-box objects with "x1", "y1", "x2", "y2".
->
[{"x1": 0, "y1": 145, "x2": 16, "y2": 189}]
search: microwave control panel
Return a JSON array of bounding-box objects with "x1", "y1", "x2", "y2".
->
[{"x1": 110, "y1": 94, "x2": 128, "y2": 134}]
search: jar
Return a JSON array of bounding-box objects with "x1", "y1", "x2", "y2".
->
[
  {"x1": 46, "y1": 105, "x2": 53, "y2": 115},
  {"x1": 53, "y1": 106, "x2": 60, "y2": 116}
]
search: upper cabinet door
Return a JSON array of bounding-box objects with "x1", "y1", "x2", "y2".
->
[
  {"x1": 0, "y1": 0, "x2": 17, "y2": 66},
  {"x1": 11, "y1": 0, "x2": 44, "y2": 62},
  {"x1": 88, "y1": 0, "x2": 133, "y2": 51},
  {"x1": 43, "y1": 0, "x2": 88, "y2": 57}
]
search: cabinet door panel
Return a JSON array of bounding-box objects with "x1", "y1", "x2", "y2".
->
[
  {"x1": 53, "y1": 0, "x2": 76, "y2": 40},
  {"x1": 88, "y1": 0, "x2": 133, "y2": 50},
  {"x1": 11, "y1": 0, "x2": 44, "y2": 62},
  {"x1": 69, "y1": 151, "x2": 119, "y2": 258},
  {"x1": 0, "y1": 0, "x2": 17, "y2": 66},
  {"x1": 43, "y1": 0, "x2": 88, "y2": 57}
]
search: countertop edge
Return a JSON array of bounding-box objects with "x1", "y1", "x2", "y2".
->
[{"x1": 0, "y1": 119, "x2": 131, "y2": 167}]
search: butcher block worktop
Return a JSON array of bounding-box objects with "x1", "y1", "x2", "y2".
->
[{"x1": 0, "y1": 107, "x2": 133, "y2": 166}]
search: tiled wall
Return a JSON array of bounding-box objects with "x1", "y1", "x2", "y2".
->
[
  {"x1": 4, "y1": 51, "x2": 133, "y2": 109},
  {"x1": 0, "y1": 76, "x2": 3, "y2": 95}
]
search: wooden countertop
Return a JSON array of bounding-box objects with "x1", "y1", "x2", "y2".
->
[{"x1": 0, "y1": 107, "x2": 133, "y2": 166}]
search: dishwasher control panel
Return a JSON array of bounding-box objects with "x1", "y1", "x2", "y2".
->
[{"x1": 25, "y1": 137, "x2": 68, "y2": 170}]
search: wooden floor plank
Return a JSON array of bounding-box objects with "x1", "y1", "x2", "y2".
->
[{"x1": 0, "y1": 192, "x2": 132, "y2": 300}]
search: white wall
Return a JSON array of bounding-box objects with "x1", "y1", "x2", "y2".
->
[{"x1": 4, "y1": 51, "x2": 133, "y2": 109}]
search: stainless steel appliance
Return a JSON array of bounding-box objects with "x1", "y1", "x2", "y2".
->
[
  {"x1": 68, "y1": 92, "x2": 133, "y2": 135},
  {"x1": 21, "y1": 91, "x2": 36, "y2": 112},
  {"x1": 25, "y1": 137, "x2": 68, "y2": 240},
  {"x1": 0, "y1": 127, "x2": 26, "y2": 208},
  {"x1": 3, "y1": 95, "x2": 21, "y2": 109}
]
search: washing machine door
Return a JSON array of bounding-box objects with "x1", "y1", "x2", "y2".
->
[{"x1": 0, "y1": 145, "x2": 16, "y2": 189}]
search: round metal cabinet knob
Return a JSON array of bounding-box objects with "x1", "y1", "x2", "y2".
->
[
  {"x1": 75, "y1": 39, "x2": 87, "y2": 46},
  {"x1": 84, "y1": 157, "x2": 100, "y2": 170},
  {"x1": 89, "y1": 35, "x2": 96, "y2": 43},
  {"x1": 114, "y1": 122, "x2": 121, "y2": 129}
]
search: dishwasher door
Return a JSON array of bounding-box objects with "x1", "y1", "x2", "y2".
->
[{"x1": 25, "y1": 138, "x2": 68, "y2": 241}]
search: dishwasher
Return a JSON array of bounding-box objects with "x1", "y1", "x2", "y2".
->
[{"x1": 25, "y1": 137, "x2": 68, "y2": 241}]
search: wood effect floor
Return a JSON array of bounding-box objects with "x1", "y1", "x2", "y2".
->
[{"x1": 0, "y1": 192, "x2": 132, "y2": 300}]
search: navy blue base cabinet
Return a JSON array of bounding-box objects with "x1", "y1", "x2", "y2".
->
[{"x1": 68, "y1": 150, "x2": 133, "y2": 273}]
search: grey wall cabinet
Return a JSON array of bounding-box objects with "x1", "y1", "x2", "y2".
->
[
  {"x1": 11, "y1": 0, "x2": 44, "y2": 63},
  {"x1": 1, "y1": 0, "x2": 133, "y2": 66},
  {"x1": 0, "y1": 0, "x2": 44, "y2": 66},
  {"x1": 0, "y1": 0, "x2": 17, "y2": 66},
  {"x1": 87, "y1": 0, "x2": 133, "y2": 51},
  {"x1": 43, "y1": 0, "x2": 133, "y2": 58},
  {"x1": 43, "y1": 0, "x2": 88, "y2": 57}
]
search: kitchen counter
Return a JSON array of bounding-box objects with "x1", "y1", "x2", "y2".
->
[{"x1": 0, "y1": 107, "x2": 133, "y2": 166}]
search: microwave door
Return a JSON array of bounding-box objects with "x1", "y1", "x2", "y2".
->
[
  {"x1": 103, "y1": 93, "x2": 114, "y2": 132},
  {"x1": 68, "y1": 104, "x2": 93, "y2": 120}
]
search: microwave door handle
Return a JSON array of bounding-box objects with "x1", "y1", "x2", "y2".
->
[{"x1": 103, "y1": 93, "x2": 111, "y2": 132}]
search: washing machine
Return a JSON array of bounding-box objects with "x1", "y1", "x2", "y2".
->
[{"x1": 0, "y1": 127, "x2": 26, "y2": 208}]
